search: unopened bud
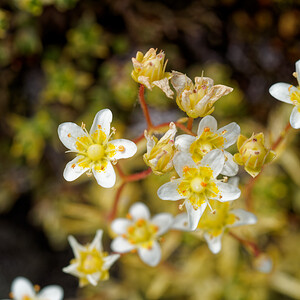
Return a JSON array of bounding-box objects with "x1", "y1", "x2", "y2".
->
[{"x1": 233, "y1": 133, "x2": 276, "y2": 177}]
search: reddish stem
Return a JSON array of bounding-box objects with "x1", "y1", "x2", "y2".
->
[
  {"x1": 187, "y1": 117, "x2": 194, "y2": 131},
  {"x1": 115, "y1": 163, "x2": 125, "y2": 178},
  {"x1": 139, "y1": 84, "x2": 153, "y2": 129},
  {"x1": 108, "y1": 182, "x2": 126, "y2": 221},
  {"x1": 125, "y1": 167, "x2": 152, "y2": 182},
  {"x1": 229, "y1": 231, "x2": 260, "y2": 257}
]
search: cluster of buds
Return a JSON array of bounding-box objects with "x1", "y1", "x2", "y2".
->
[{"x1": 234, "y1": 133, "x2": 276, "y2": 177}]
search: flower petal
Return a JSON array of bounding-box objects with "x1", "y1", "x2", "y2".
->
[
  {"x1": 172, "y1": 213, "x2": 191, "y2": 231},
  {"x1": 197, "y1": 115, "x2": 218, "y2": 135},
  {"x1": 200, "y1": 149, "x2": 225, "y2": 177},
  {"x1": 111, "y1": 218, "x2": 131, "y2": 235},
  {"x1": 221, "y1": 152, "x2": 239, "y2": 176},
  {"x1": 296, "y1": 60, "x2": 300, "y2": 86},
  {"x1": 217, "y1": 122, "x2": 240, "y2": 148},
  {"x1": 90, "y1": 109, "x2": 113, "y2": 137},
  {"x1": 38, "y1": 286, "x2": 64, "y2": 300},
  {"x1": 89, "y1": 230, "x2": 103, "y2": 252},
  {"x1": 108, "y1": 139, "x2": 137, "y2": 160},
  {"x1": 153, "y1": 77, "x2": 174, "y2": 99},
  {"x1": 151, "y1": 213, "x2": 173, "y2": 236},
  {"x1": 185, "y1": 201, "x2": 207, "y2": 230},
  {"x1": 204, "y1": 233, "x2": 223, "y2": 254},
  {"x1": 137, "y1": 241, "x2": 161, "y2": 267},
  {"x1": 111, "y1": 237, "x2": 135, "y2": 253},
  {"x1": 230, "y1": 209, "x2": 257, "y2": 227},
  {"x1": 216, "y1": 181, "x2": 241, "y2": 201},
  {"x1": 68, "y1": 235, "x2": 85, "y2": 259},
  {"x1": 58, "y1": 122, "x2": 85, "y2": 151},
  {"x1": 62, "y1": 263, "x2": 80, "y2": 277},
  {"x1": 269, "y1": 83, "x2": 295, "y2": 104},
  {"x1": 92, "y1": 161, "x2": 116, "y2": 188},
  {"x1": 11, "y1": 277, "x2": 35, "y2": 300},
  {"x1": 173, "y1": 152, "x2": 196, "y2": 177},
  {"x1": 129, "y1": 202, "x2": 150, "y2": 220},
  {"x1": 157, "y1": 179, "x2": 183, "y2": 201},
  {"x1": 175, "y1": 134, "x2": 195, "y2": 152},
  {"x1": 290, "y1": 106, "x2": 300, "y2": 129},
  {"x1": 86, "y1": 274, "x2": 98, "y2": 286},
  {"x1": 103, "y1": 254, "x2": 120, "y2": 270},
  {"x1": 63, "y1": 157, "x2": 88, "y2": 182}
]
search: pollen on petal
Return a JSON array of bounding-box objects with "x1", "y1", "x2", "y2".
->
[
  {"x1": 68, "y1": 133, "x2": 71, "y2": 137},
  {"x1": 201, "y1": 182, "x2": 207, "y2": 187},
  {"x1": 71, "y1": 163, "x2": 76, "y2": 169},
  {"x1": 118, "y1": 145, "x2": 125, "y2": 152},
  {"x1": 126, "y1": 213, "x2": 132, "y2": 220},
  {"x1": 222, "y1": 130, "x2": 227, "y2": 134},
  {"x1": 204, "y1": 127, "x2": 210, "y2": 132},
  {"x1": 98, "y1": 124, "x2": 102, "y2": 129},
  {"x1": 183, "y1": 166, "x2": 190, "y2": 173}
]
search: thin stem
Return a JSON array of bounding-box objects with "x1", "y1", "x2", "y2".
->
[
  {"x1": 139, "y1": 84, "x2": 153, "y2": 129},
  {"x1": 125, "y1": 167, "x2": 152, "y2": 182},
  {"x1": 271, "y1": 122, "x2": 292, "y2": 150},
  {"x1": 115, "y1": 163, "x2": 126, "y2": 178},
  {"x1": 108, "y1": 182, "x2": 126, "y2": 221},
  {"x1": 229, "y1": 231, "x2": 260, "y2": 257},
  {"x1": 187, "y1": 117, "x2": 194, "y2": 131}
]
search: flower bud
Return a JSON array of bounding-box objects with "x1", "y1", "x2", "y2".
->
[
  {"x1": 233, "y1": 133, "x2": 276, "y2": 177},
  {"x1": 171, "y1": 71, "x2": 233, "y2": 118},
  {"x1": 131, "y1": 48, "x2": 173, "y2": 98},
  {"x1": 143, "y1": 122, "x2": 177, "y2": 175}
]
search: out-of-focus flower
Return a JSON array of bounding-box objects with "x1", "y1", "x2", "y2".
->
[
  {"x1": 157, "y1": 150, "x2": 241, "y2": 230},
  {"x1": 171, "y1": 71, "x2": 233, "y2": 118},
  {"x1": 58, "y1": 109, "x2": 137, "y2": 188},
  {"x1": 269, "y1": 59, "x2": 300, "y2": 129},
  {"x1": 63, "y1": 230, "x2": 120, "y2": 287},
  {"x1": 175, "y1": 115, "x2": 240, "y2": 176},
  {"x1": 4, "y1": 276, "x2": 63, "y2": 300},
  {"x1": 233, "y1": 133, "x2": 276, "y2": 177},
  {"x1": 143, "y1": 122, "x2": 177, "y2": 175},
  {"x1": 131, "y1": 48, "x2": 174, "y2": 98},
  {"x1": 253, "y1": 254, "x2": 273, "y2": 274},
  {"x1": 172, "y1": 200, "x2": 257, "y2": 254},
  {"x1": 111, "y1": 202, "x2": 173, "y2": 266}
]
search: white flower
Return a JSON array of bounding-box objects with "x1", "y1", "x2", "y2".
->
[
  {"x1": 63, "y1": 230, "x2": 120, "y2": 287},
  {"x1": 172, "y1": 183, "x2": 257, "y2": 254},
  {"x1": 269, "y1": 59, "x2": 300, "y2": 129},
  {"x1": 175, "y1": 115, "x2": 240, "y2": 176},
  {"x1": 157, "y1": 150, "x2": 241, "y2": 230},
  {"x1": 110, "y1": 202, "x2": 173, "y2": 267},
  {"x1": 4, "y1": 276, "x2": 63, "y2": 300},
  {"x1": 58, "y1": 109, "x2": 137, "y2": 188}
]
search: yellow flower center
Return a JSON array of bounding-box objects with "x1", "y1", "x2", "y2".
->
[
  {"x1": 87, "y1": 144, "x2": 105, "y2": 161},
  {"x1": 177, "y1": 166, "x2": 219, "y2": 208},
  {"x1": 197, "y1": 201, "x2": 236, "y2": 237},
  {"x1": 76, "y1": 248, "x2": 107, "y2": 275},
  {"x1": 68, "y1": 126, "x2": 117, "y2": 171},
  {"x1": 290, "y1": 86, "x2": 300, "y2": 108},
  {"x1": 125, "y1": 219, "x2": 158, "y2": 248},
  {"x1": 22, "y1": 296, "x2": 34, "y2": 300},
  {"x1": 190, "y1": 127, "x2": 225, "y2": 163}
]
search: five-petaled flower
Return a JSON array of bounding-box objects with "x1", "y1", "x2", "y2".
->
[
  {"x1": 4, "y1": 276, "x2": 63, "y2": 300},
  {"x1": 63, "y1": 229, "x2": 120, "y2": 287},
  {"x1": 175, "y1": 115, "x2": 240, "y2": 176},
  {"x1": 131, "y1": 48, "x2": 174, "y2": 98},
  {"x1": 110, "y1": 202, "x2": 173, "y2": 267},
  {"x1": 157, "y1": 150, "x2": 241, "y2": 230},
  {"x1": 143, "y1": 122, "x2": 177, "y2": 175},
  {"x1": 173, "y1": 200, "x2": 257, "y2": 254},
  {"x1": 171, "y1": 71, "x2": 233, "y2": 118},
  {"x1": 58, "y1": 109, "x2": 137, "y2": 188},
  {"x1": 269, "y1": 59, "x2": 300, "y2": 129}
]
